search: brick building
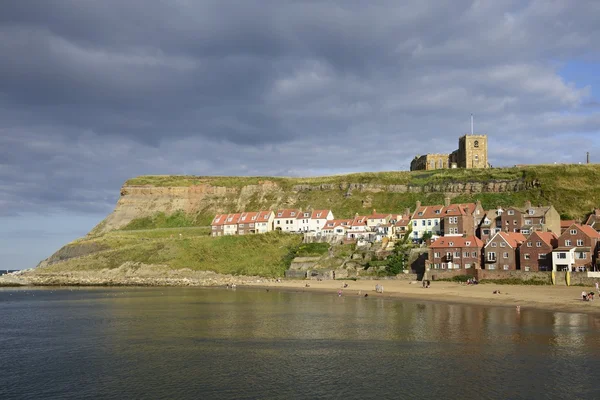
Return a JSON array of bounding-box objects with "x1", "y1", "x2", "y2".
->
[
  {"x1": 483, "y1": 232, "x2": 526, "y2": 271},
  {"x1": 519, "y1": 231, "x2": 558, "y2": 272},
  {"x1": 552, "y1": 224, "x2": 600, "y2": 271},
  {"x1": 501, "y1": 201, "x2": 560, "y2": 235},
  {"x1": 428, "y1": 236, "x2": 484, "y2": 270}
]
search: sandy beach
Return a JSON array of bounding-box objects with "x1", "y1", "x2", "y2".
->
[{"x1": 245, "y1": 279, "x2": 600, "y2": 315}]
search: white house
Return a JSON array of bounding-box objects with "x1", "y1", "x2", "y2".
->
[
  {"x1": 296, "y1": 209, "x2": 334, "y2": 232},
  {"x1": 411, "y1": 202, "x2": 444, "y2": 241},
  {"x1": 347, "y1": 215, "x2": 371, "y2": 240},
  {"x1": 223, "y1": 213, "x2": 241, "y2": 235},
  {"x1": 552, "y1": 248, "x2": 575, "y2": 272},
  {"x1": 322, "y1": 219, "x2": 352, "y2": 236},
  {"x1": 255, "y1": 210, "x2": 275, "y2": 233},
  {"x1": 366, "y1": 210, "x2": 392, "y2": 229},
  {"x1": 274, "y1": 209, "x2": 301, "y2": 232}
]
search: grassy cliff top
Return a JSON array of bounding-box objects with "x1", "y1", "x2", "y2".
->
[{"x1": 125, "y1": 164, "x2": 600, "y2": 189}]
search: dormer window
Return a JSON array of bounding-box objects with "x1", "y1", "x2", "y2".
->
[
  {"x1": 435, "y1": 210, "x2": 440, "y2": 214},
  {"x1": 277, "y1": 212, "x2": 283, "y2": 217},
  {"x1": 304, "y1": 213, "x2": 309, "y2": 217},
  {"x1": 251, "y1": 216, "x2": 256, "y2": 221},
  {"x1": 317, "y1": 213, "x2": 322, "y2": 217},
  {"x1": 465, "y1": 241, "x2": 471, "y2": 246},
  {"x1": 418, "y1": 212, "x2": 423, "y2": 216},
  {"x1": 449, "y1": 242, "x2": 454, "y2": 246},
  {"x1": 507, "y1": 210, "x2": 514, "y2": 215},
  {"x1": 291, "y1": 212, "x2": 295, "y2": 217}
]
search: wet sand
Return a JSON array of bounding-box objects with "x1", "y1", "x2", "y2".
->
[{"x1": 245, "y1": 279, "x2": 600, "y2": 314}]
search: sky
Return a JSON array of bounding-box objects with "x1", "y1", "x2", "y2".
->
[{"x1": 1, "y1": 0, "x2": 600, "y2": 269}]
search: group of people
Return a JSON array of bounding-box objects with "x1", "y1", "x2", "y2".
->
[
  {"x1": 582, "y1": 291, "x2": 595, "y2": 301},
  {"x1": 466, "y1": 278, "x2": 479, "y2": 285}
]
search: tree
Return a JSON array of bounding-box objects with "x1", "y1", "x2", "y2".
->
[{"x1": 385, "y1": 227, "x2": 413, "y2": 275}]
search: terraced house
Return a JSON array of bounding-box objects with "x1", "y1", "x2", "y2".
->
[
  {"x1": 478, "y1": 207, "x2": 504, "y2": 242},
  {"x1": 274, "y1": 209, "x2": 301, "y2": 232},
  {"x1": 296, "y1": 209, "x2": 334, "y2": 232},
  {"x1": 483, "y1": 232, "x2": 526, "y2": 271},
  {"x1": 501, "y1": 201, "x2": 560, "y2": 235},
  {"x1": 519, "y1": 231, "x2": 558, "y2": 271},
  {"x1": 428, "y1": 236, "x2": 484, "y2": 270},
  {"x1": 440, "y1": 199, "x2": 484, "y2": 237},
  {"x1": 552, "y1": 224, "x2": 600, "y2": 271},
  {"x1": 411, "y1": 201, "x2": 444, "y2": 241}
]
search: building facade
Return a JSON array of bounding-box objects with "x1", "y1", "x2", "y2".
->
[
  {"x1": 519, "y1": 231, "x2": 557, "y2": 272},
  {"x1": 410, "y1": 134, "x2": 489, "y2": 171},
  {"x1": 483, "y1": 232, "x2": 526, "y2": 271},
  {"x1": 428, "y1": 236, "x2": 484, "y2": 270}
]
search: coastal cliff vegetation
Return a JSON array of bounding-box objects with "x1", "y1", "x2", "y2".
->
[{"x1": 34, "y1": 164, "x2": 600, "y2": 275}]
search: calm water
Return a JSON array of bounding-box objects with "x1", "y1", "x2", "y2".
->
[{"x1": 1, "y1": 287, "x2": 600, "y2": 400}]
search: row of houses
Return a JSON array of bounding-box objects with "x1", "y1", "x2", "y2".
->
[{"x1": 428, "y1": 223, "x2": 600, "y2": 272}]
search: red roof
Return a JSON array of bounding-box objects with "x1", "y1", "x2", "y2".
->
[
  {"x1": 351, "y1": 215, "x2": 368, "y2": 227},
  {"x1": 274, "y1": 209, "x2": 300, "y2": 219},
  {"x1": 297, "y1": 210, "x2": 331, "y2": 219},
  {"x1": 224, "y1": 213, "x2": 241, "y2": 225},
  {"x1": 256, "y1": 210, "x2": 273, "y2": 221},
  {"x1": 561, "y1": 220, "x2": 576, "y2": 228},
  {"x1": 533, "y1": 231, "x2": 558, "y2": 247},
  {"x1": 238, "y1": 212, "x2": 258, "y2": 223},
  {"x1": 395, "y1": 218, "x2": 410, "y2": 227},
  {"x1": 211, "y1": 214, "x2": 227, "y2": 226},
  {"x1": 323, "y1": 219, "x2": 352, "y2": 230},
  {"x1": 576, "y1": 224, "x2": 600, "y2": 238},
  {"x1": 413, "y1": 205, "x2": 444, "y2": 219},
  {"x1": 442, "y1": 203, "x2": 477, "y2": 217},
  {"x1": 429, "y1": 236, "x2": 483, "y2": 249},
  {"x1": 496, "y1": 232, "x2": 527, "y2": 248}
]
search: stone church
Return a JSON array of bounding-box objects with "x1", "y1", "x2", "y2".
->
[{"x1": 410, "y1": 134, "x2": 489, "y2": 171}]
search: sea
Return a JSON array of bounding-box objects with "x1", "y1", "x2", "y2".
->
[{"x1": 1, "y1": 287, "x2": 599, "y2": 399}]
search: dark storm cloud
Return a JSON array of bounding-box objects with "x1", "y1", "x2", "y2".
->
[{"x1": 1, "y1": 0, "x2": 600, "y2": 216}]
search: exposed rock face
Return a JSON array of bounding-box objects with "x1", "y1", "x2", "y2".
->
[{"x1": 94, "y1": 178, "x2": 538, "y2": 234}]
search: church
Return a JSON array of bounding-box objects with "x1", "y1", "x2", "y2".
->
[{"x1": 410, "y1": 134, "x2": 489, "y2": 171}]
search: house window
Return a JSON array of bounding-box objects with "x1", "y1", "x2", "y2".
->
[
  {"x1": 557, "y1": 253, "x2": 567, "y2": 259},
  {"x1": 465, "y1": 263, "x2": 471, "y2": 269},
  {"x1": 525, "y1": 220, "x2": 532, "y2": 225},
  {"x1": 434, "y1": 252, "x2": 440, "y2": 258},
  {"x1": 463, "y1": 252, "x2": 469, "y2": 258},
  {"x1": 277, "y1": 213, "x2": 282, "y2": 217},
  {"x1": 508, "y1": 210, "x2": 514, "y2": 215},
  {"x1": 428, "y1": 220, "x2": 432, "y2": 226},
  {"x1": 290, "y1": 212, "x2": 296, "y2": 217},
  {"x1": 491, "y1": 243, "x2": 497, "y2": 247},
  {"x1": 503, "y1": 265, "x2": 509, "y2": 270},
  {"x1": 524, "y1": 254, "x2": 530, "y2": 260},
  {"x1": 454, "y1": 251, "x2": 461, "y2": 258},
  {"x1": 413, "y1": 221, "x2": 417, "y2": 227},
  {"x1": 422, "y1": 220, "x2": 426, "y2": 226},
  {"x1": 487, "y1": 252, "x2": 496, "y2": 261},
  {"x1": 576, "y1": 252, "x2": 587, "y2": 259},
  {"x1": 474, "y1": 155, "x2": 479, "y2": 161},
  {"x1": 483, "y1": 229, "x2": 490, "y2": 235},
  {"x1": 538, "y1": 254, "x2": 546, "y2": 260},
  {"x1": 527, "y1": 242, "x2": 532, "y2": 247},
  {"x1": 474, "y1": 140, "x2": 479, "y2": 148},
  {"x1": 503, "y1": 252, "x2": 509, "y2": 258},
  {"x1": 570, "y1": 229, "x2": 577, "y2": 235},
  {"x1": 528, "y1": 210, "x2": 535, "y2": 215},
  {"x1": 488, "y1": 264, "x2": 496, "y2": 270},
  {"x1": 577, "y1": 240, "x2": 584, "y2": 246},
  {"x1": 239, "y1": 224, "x2": 244, "y2": 228},
  {"x1": 449, "y1": 242, "x2": 454, "y2": 246},
  {"x1": 536, "y1": 241, "x2": 541, "y2": 247},
  {"x1": 277, "y1": 220, "x2": 281, "y2": 225},
  {"x1": 565, "y1": 240, "x2": 571, "y2": 246},
  {"x1": 513, "y1": 221, "x2": 518, "y2": 225},
  {"x1": 434, "y1": 263, "x2": 440, "y2": 269},
  {"x1": 472, "y1": 252, "x2": 478, "y2": 257},
  {"x1": 524, "y1": 266, "x2": 531, "y2": 272},
  {"x1": 435, "y1": 210, "x2": 440, "y2": 214},
  {"x1": 465, "y1": 241, "x2": 471, "y2": 246},
  {"x1": 500, "y1": 242, "x2": 506, "y2": 248}
]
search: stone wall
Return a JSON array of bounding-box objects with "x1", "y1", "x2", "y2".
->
[
  {"x1": 568, "y1": 272, "x2": 600, "y2": 286},
  {"x1": 476, "y1": 270, "x2": 551, "y2": 283}
]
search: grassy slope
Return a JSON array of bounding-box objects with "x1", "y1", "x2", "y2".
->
[
  {"x1": 124, "y1": 165, "x2": 600, "y2": 227},
  {"x1": 45, "y1": 229, "x2": 302, "y2": 277},
  {"x1": 44, "y1": 164, "x2": 600, "y2": 277}
]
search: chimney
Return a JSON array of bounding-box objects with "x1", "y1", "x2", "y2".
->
[
  {"x1": 587, "y1": 152, "x2": 590, "y2": 164},
  {"x1": 405, "y1": 208, "x2": 411, "y2": 217},
  {"x1": 373, "y1": 209, "x2": 376, "y2": 214},
  {"x1": 525, "y1": 200, "x2": 532, "y2": 209},
  {"x1": 476, "y1": 200, "x2": 481, "y2": 208},
  {"x1": 416, "y1": 201, "x2": 421, "y2": 209},
  {"x1": 444, "y1": 196, "x2": 451, "y2": 207}
]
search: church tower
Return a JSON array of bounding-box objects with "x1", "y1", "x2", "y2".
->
[{"x1": 457, "y1": 134, "x2": 488, "y2": 168}]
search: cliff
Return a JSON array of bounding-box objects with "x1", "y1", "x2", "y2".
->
[
  {"x1": 20, "y1": 164, "x2": 600, "y2": 278},
  {"x1": 93, "y1": 164, "x2": 599, "y2": 234}
]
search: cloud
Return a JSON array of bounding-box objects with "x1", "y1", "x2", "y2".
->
[{"x1": 0, "y1": 0, "x2": 599, "y2": 217}]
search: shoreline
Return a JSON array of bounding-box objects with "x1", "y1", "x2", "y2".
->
[{"x1": 2, "y1": 272, "x2": 600, "y2": 315}]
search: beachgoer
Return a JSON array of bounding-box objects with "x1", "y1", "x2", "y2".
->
[
  {"x1": 596, "y1": 282, "x2": 599, "y2": 292},
  {"x1": 589, "y1": 291, "x2": 595, "y2": 301},
  {"x1": 422, "y1": 280, "x2": 427, "y2": 288},
  {"x1": 343, "y1": 283, "x2": 349, "y2": 288},
  {"x1": 338, "y1": 290, "x2": 342, "y2": 297},
  {"x1": 364, "y1": 294, "x2": 368, "y2": 297},
  {"x1": 582, "y1": 291, "x2": 588, "y2": 301},
  {"x1": 305, "y1": 283, "x2": 311, "y2": 288},
  {"x1": 516, "y1": 305, "x2": 521, "y2": 312},
  {"x1": 426, "y1": 280, "x2": 430, "y2": 288}
]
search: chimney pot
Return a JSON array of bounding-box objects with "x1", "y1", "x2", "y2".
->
[
  {"x1": 416, "y1": 201, "x2": 421, "y2": 209},
  {"x1": 444, "y1": 197, "x2": 451, "y2": 207}
]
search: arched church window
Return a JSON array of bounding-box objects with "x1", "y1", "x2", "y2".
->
[{"x1": 474, "y1": 140, "x2": 479, "y2": 148}]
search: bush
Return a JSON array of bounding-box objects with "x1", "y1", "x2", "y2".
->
[{"x1": 295, "y1": 242, "x2": 330, "y2": 257}]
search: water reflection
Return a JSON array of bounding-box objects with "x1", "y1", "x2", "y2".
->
[{"x1": 2, "y1": 287, "x2": 600, "y2": 400}]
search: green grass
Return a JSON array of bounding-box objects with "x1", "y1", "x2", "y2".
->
[
  {"x1": 43, "y1": 231, "x2": 303, "y2": 277},
  {"x1": 120, "y1": 165, "x2": 600, "y2": 226}
]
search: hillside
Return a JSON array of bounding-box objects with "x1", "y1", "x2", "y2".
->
[
  {"x1": 24, "y1": 164, "x2": 600, "y2": 278},
  {"x1": 95, "y1": 164, "x2": 599, "y2": 234}
]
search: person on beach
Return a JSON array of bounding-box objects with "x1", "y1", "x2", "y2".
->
[
  {"x1": 582, "y1": 291, "x2": 588, "y2": 301},
  {"x1": 596, "y1": 282, "x2": 599, "y2": 292},
  {"x1": 588, "y1": 291, "x2": 595, "y2": 301},
  {"x1": 338, "y1": 289, "x2": 342, "y2": 297}
]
